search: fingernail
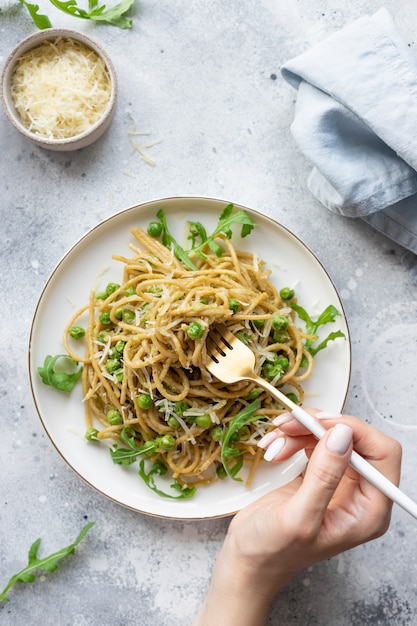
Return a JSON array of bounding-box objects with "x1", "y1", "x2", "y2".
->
[
  {"x1": 264, "y1": 437, "x2": 286, "y2": 462},
  {"x1": 257, "y1": 431, "x2": 278, "y2": 449},
  {"x1": 316, "y1": 411, "x2": 342, "y2": 420},
  {"x1": 326, "y1": 424, "x2": 353, "y2": 455},
  {"x1": 272, "y1": 412, "x2": 293, "y2": 427}
]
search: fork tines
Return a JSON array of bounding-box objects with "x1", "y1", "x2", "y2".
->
[{"x1": 206, "y1": 324, "x2": 233, "y2": 363}]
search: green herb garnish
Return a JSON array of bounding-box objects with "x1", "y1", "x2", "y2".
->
[
  {"x1": 154, "y1": 204, "x2": 255, "y2": 270},
  {"x1": 289, "y1": 302, "x2": 345, "y2": 356},
  {"x1": 138, "y1": 459, "x2": 196, "y2": 499},
  {"x1": 18, "y1": 0, "x2": 52, "y2": 27},
  {"x1": 18, "y1": 0, "x2": 135, "y2": 29},
  {"x1": 220, "y1": 399, "x2": 261, "y2": 481},
  {"x1": 0, "y1": 522, "x2": 94, "y2": 603},
  {"x1": 37, "y1": 354, "x2": 83, "y2": 392}
]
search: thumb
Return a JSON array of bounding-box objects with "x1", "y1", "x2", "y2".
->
[{"x1": 288, "y1": 423, "x2": 353, "y2": 528}]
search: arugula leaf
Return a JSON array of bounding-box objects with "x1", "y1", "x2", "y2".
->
[
  {"x1": 220, "y1": 399, "x2": 261, "y2": 481},
  {"x1": 0, "y1": 522, "x2": 94, "y2": 603},
  {"x1": 48, "y1": 0, "x2": 135, "y2": 28},
  {"x1": 38, "y1": 354, "x2": 83, "y2": 392},
  {"x1": 289, "y1": 303, "x2": 345, "y2": 356},
  {"x1": 138, "y1": 459, "x2": 196, "y2": 499},
  {"x1": 19, "y1": 0, "x2": 135, "y2": 29},
  {"x1": 157, "y1": 209, "x2": 197, "y2": 270},
  {"x1": 110, "y1": 427, "x2": 156, "y2": 465},
  {"x1": 154, "y1": 204, "x2": 256, "y2": 270},
  {"x1": 18, "y1": 0, "x2": 52, "y2": 28}
]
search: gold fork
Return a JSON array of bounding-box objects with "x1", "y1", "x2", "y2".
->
[{"x1": 206, "y1": 323, "x2": 417, "y2": 520}]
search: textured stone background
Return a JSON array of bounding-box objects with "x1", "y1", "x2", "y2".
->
[{"x1": 1, "y1": 1, "x2": 417, "y2": 624}]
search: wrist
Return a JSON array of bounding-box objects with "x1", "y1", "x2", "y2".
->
[{"x1": 193, "y1": 536, "x2": 288, "y2": 626}]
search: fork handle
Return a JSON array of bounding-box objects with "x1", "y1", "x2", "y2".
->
[{"x1": 290, "y1": 403, "x2": 417, "y2": 521}]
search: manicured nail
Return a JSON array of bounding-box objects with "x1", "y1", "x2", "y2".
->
[
  {"x1": 326, "y1": 424, "x2": 353, "y2": 455},
  {"x1": 316, "y1": 411, "x2": 342, "y2": 420},
  {"x1": 257, "y1": 431, "x2": 278, "y2": 449},
  {"x1": 264, "y1": 437, "x2": 286, "y2": 462},
  {"x1": 272, "y1": 412, "x2": 293, "y2": 427}
]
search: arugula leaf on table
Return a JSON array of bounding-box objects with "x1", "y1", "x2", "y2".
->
[
  {"x1": 49, "y1": 0, "x2": 135, "y2": 28},
  {"x1": 37, "y1": 354, "x2": 83, "y2": 392},
  {"x1": 289, "y1": 302, "x2": 346, "y2": 356},
  {"x1": 155, "y1": 204, "x2": 256, "y2": 270},
  {"x1": 18, "y1": 0, "x2": 52, "y2": 28},
  {"x1": 220, "y1": 399, "x2": 261, "y2": 481},
  {"x1": 138, "y1": 459, "x2": 197, "y2": 499},
  {"x1": 18, "y1": 0, "x2": 135, "y2": 29},
  {"x1": 0, "y1": 522, "x2": 94, "y2": 603}
]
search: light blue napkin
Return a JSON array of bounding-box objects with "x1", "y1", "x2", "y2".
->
[{"x1": 281, "y1": 8, "x2": 417, "y2": 254}]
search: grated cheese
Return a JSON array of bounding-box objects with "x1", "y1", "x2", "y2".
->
[{"x1": 11, "y1": 37, "x2": 112, "y2": 140}]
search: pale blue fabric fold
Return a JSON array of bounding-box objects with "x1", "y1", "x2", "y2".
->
[{"x1": 281, "y1": 8, "x2": 417, "y2": 254}]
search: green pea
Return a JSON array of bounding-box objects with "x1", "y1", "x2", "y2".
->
[
  {"x1": 195, "y1": 414, "x2": 212, "y2": 429},
  {"x1": 147, "y1": 221, "x2": 163, "y2": 237},
  {"x1": 211, "y1": 426, "x2": 224, "y2": 442},
  {"x1": 148, "y1": 285, "x2": 163, "y2": 296},
  {"x1": 286, "y1": 392, "x2": 299, "y2": 404},
  {"x1": 96, "y1": 330, "x2": 109, "y2": 343},
  {"x1": 237, "y1": 331, "x2": 251, "y2": 345},
  {"x1": 96, "y1": 291, "x2": 107, "y2": 301},
  {"x1": 99, "y1": 310, "x2": 112, "y2": 325},
  {"x1": 174, "y1": 401, "x2": 189, "y2": 416},
  {"x1": 229, "y1": 298, "x2": 241, "y2": 312},
  {"x1": 124, "y1": 286, "x2": 137, "y2": 297},
  {"x1": 238, "y1": 425, "x2": 251, "y2": 441},
  {"x1": 167, "y1": 416, "x2": 179, "y2": 429},
  {"x1": 69, "y1": 326, "x2": 85, "y2": 340},
  {"x1": 107, "y1": 409, "x2": 123, "y2": 425},
  {"x1": 216, "y1": 465, "x2": 227, "y2": 479},
  {"x1": 246, "y1": 388, "x2": 261, "y2": 400},
  {"x1": 85, "y1": 427, "x2": 99, "y2": 441},
  {"x1": 280, "y1": 287, "x2": 295, "y2": 300},
  {"x1": 157, "y1": 434, "x2": 176, "y2": 451},
  {"x1": 114, "y1": 368, "x2": 124, "y2": 383},
  {"x1": 105, "y1": 282, "x2": 120, "y2": 296},
  {"x1": 105, "y1": 358, "x2": 120, "y2": 373},
  {"x1": 187, "y1": 321, "x2": 204, "y2": 340},
  {"x1": 273, "y1": 331, "x2": 290, "y2": 343},
  {"x1": 137, "y1": 393, "x2": 153, "y2": 410},
  {"x1": 262, "y1": 361, "x2": 284, "y2": 382},
  {"x1": 122, "y1": 309, "x2": 136, "y2": 323},
  {"x1": 274, "y1": 355, "x2": 289, "y2": 371},
  {"x1": 200, "y1": 297, "x2": 210, "y2": 304},
  {"x1": 252, "y1": 318, "x2": 265, "y2": 329},
  {"x1": 113, "y1": 340, "x2": 126, "y2": 356},
  {"x1": 272, "y1": 315, "x2": 288, "y2": 331}
]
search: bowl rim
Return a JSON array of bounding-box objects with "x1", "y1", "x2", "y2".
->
[{"x1": 0, "y1": 27, "x2": 117, "y2": 148}]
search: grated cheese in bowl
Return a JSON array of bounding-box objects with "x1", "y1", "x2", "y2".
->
[
  {"x1": 12, "y1": 37, "x2": 112, "y2": 140},
  {"x1": 1, "y1": 29, "x2": 117, "y2": 150}
]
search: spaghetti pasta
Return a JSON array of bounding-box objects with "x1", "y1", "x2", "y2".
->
[{"x1": 63, "y1": 209, "x2": 340, "y2": 497}]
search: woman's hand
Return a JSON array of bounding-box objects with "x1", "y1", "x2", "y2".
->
[{"x1": 192, "y1": 412, "x2": 402, "y2": 626}]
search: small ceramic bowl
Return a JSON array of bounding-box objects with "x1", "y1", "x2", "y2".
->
[{"x1": 0, "y1": 28, "x2": 117, "y2": 151}]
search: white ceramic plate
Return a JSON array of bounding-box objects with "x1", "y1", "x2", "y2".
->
[{"x1": 29, "y1": 197, "x2": 351, "y2": 520}]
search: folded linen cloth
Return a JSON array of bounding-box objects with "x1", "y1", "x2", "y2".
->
[{"x1": 281, "y1": 8, "x2": 417, "y2": 254}]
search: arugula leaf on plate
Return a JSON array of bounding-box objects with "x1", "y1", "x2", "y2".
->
[
  {"x1": 220, "y1": 399, "x2": 261, "y2": 481},
  {"x1": 38, "y1": 354, "x2": 83, "y2": 392},
  {"x1": 290, "y1": 302, "x2": 345, "y2": 356},
  {"x1": 154, "y1": 204, "x2": 256, "y2": 270}
]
